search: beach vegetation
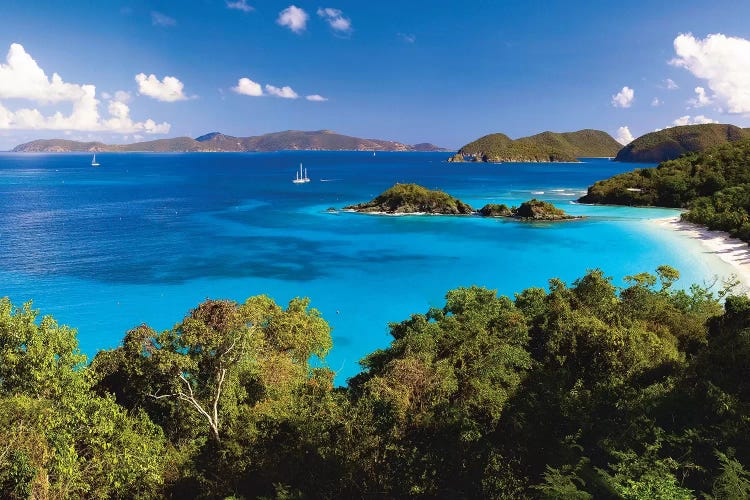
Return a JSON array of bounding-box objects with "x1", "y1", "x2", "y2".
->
[{"x1": 581, "y1": 139, "x2": 750, "y2": 242}]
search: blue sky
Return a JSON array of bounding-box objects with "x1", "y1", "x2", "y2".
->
[{"x1": 0, "y1": 0, "x2": 749, "y2": 149}]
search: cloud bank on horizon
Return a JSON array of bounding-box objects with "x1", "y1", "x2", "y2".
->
[
  {"x1": 0, "y1": 43, "x2": 169, "y2": 134},
  {"x1": 615, "y1": 126, "x2": 634, "y2": 145}
]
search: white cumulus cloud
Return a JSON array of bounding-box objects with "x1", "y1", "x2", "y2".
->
[
  {"x1": 114, "y1": 90, "x2": 132, "y2": 103},
  {"x1": 0, "y1": 43, "x2": 169, "y2": 134},
  {"x1": 135, "y1": 73, "x2": 188, "y2": 102},
  {"x1": 277, "y1": 5, "x2": 308, "y2": 34},
  {"x1": 306, "y1": 94, "x2": 327, "y2": 102},
  {"x1": 689, "y1": 86, "x2": 712, "y2": 107},
  {"x1": 317, "y1": 7, "x2": 352, "y2": 33},
  {"x1": 615, "y1": 126, "x2": 634, "y2": 145},
  {"x1": 672, "y1": 115, "x2": 718, "y2": 126},
  {"x1": 671, "y1": 33, "x2": 750, "y2": 114},
  {"x1": 651, "y1": 97, "x2": 662, "y2": 107},
  {"x1": 232, "y1": 77, "x2": 263, "y2": 96},
  {"x1": 611, "y1": 86, "x2": 634, "y2": 108},
  {"x1": 226, "y1": 0, "x2": 253, "y2": 12},
  {"x1": 265, "y1": 84, "x2": 298, "y2": 99},
  {"x1": 672, "y1": 116, "x2": 691, "y2": 126}
]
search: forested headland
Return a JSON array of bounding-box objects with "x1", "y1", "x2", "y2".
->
[
  {"x1": 2, "y1": 266, "x2": 750, "y2": 498},
  {"x1": 580, "y1": 139, "x2": 750, "y2": 243}
]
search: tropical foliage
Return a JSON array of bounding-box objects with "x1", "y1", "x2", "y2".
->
[
  {"x1": 344, "y1": 183, "x2": 474, "y2": 214},
  {"x1": 580, "y1": 139, "x2": 750, "y2": 242},
  {"x1": 2, "y1": 266, "x2": 750, "y2": 498}
]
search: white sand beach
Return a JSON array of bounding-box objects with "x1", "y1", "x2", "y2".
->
[{"x1": 654, "y1": 216, "x2": 750, "y2": 292}]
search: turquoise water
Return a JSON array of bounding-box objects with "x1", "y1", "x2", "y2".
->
[{"x1": 0, "y1": 152, "x2": 730, "y2": 382}]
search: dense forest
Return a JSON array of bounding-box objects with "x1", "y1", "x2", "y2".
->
[
  {"x1": 580, "y1": 139, "x2": 750, "y2": 242},
  {"x1": 2, "y1": 265, "x2": 750, "y2": 498}
]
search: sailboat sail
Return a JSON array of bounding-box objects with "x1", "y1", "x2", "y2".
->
[{"x1": 292, "y1": 163, "x2": 309, "y2": 183}]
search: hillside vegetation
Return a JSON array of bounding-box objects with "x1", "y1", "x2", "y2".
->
[
  {"x1": 615, "y1": 124, "x2": 749, "y2": 163},
  {"x1": 581, "y1": 139, "x2": 750, "y2": 241},
  {"x1": 344, "y1": 183, "x2": 474, "y2": 214},
  {"x1": 346, "y1": 185, "x2": 579, "y2": 220},
  {"x1": 452, "y1": 129, "x2": 621, "y2": 163},
  {"x1": 11, "y1": 130, "x2": 447, "y2": 153},
  {"x1": 3, "y1": 266, "x2": 750, "y2": 498}
]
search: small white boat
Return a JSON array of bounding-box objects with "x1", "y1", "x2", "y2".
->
[
  {"x1": 292, "y1": 163, "x2": 310, "y2": 183},
  {"x1": 91, "y1": 154, "x2": 100, "y2": 167}
]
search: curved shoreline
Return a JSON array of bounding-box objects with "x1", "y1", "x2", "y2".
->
[{"x1": 653, "y1": 216, "x2": 750, "y2": 292}]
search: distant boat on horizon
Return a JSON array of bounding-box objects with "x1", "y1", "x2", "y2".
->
[
  {"x1": 91, "y1": 154, "x2": 100, "y2": 167},
  {"x1": 292, "y1": 163, "x2": 310, "y2": 183}
]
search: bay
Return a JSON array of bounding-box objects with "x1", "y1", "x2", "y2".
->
[{"x1": 0, "y1": 152, "x2": 733, "y2": 382}]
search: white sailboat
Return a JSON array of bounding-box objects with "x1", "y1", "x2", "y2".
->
[
  {"x1": 292, "y1": 163, "x2": 310, "y2": 183},
  {"x1": 91, "y1": 153, "x2": 100, "y2": 167}
]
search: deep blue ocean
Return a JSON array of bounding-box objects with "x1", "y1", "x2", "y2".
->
[{"x1": 0, "y1": 152, "x2": 731, "y2": 382}]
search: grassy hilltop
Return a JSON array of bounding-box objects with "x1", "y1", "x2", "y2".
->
[{"x1": 614, "y1": 124, "x2": 750, "y2": 163}]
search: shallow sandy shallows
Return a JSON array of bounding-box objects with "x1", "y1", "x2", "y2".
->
[{"x1": 654, "y1": 216, "x2": 750, "y2": 292}]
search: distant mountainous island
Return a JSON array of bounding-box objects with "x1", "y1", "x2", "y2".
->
[
  {"x1": 11, "y1": 130, "x2": 449, "y2": 153},
  {"x1": 449, "y1": 129, "x2": 622, "y2": 163},
  {"x1": 614, "y1": 124, "x2": 750, "y2": 163}
]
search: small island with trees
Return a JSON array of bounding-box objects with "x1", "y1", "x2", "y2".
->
[{"x1": 344, "y1": 183, "x2": 580, "y2": 221}]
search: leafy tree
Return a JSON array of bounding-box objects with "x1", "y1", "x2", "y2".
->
[
  {"x1": 0, "y1": 298, "x2": 167, "y2": 499},
  {"x1": 91, "y1": 295, "x2": 336, "y2": 497},
  {"x1": 709, "y1": 451, "x2": 750, "y2": 499}
]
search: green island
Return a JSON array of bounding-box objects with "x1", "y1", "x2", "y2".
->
[
  {"x1": 480, "y1": 199, "x2": 580, "y2": 220},
  {"x1": 614, "y1": 124, "x2": 750, "y2": 163},
  {"x1": 450, "y1": 129, "x2": 621, "y2": 163},
  {"x1": 345, "y1": 184, "x2": 580, "y2": 220},
  {"x1": 343, "y1": 183, "x2": 475, "y2": 214},
  {"x1": 3, "y1": 266, "x2": 750, "y2": 498},
  {"x1": 580, "y1": 139, "x2": 750, "y2": 242}
]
